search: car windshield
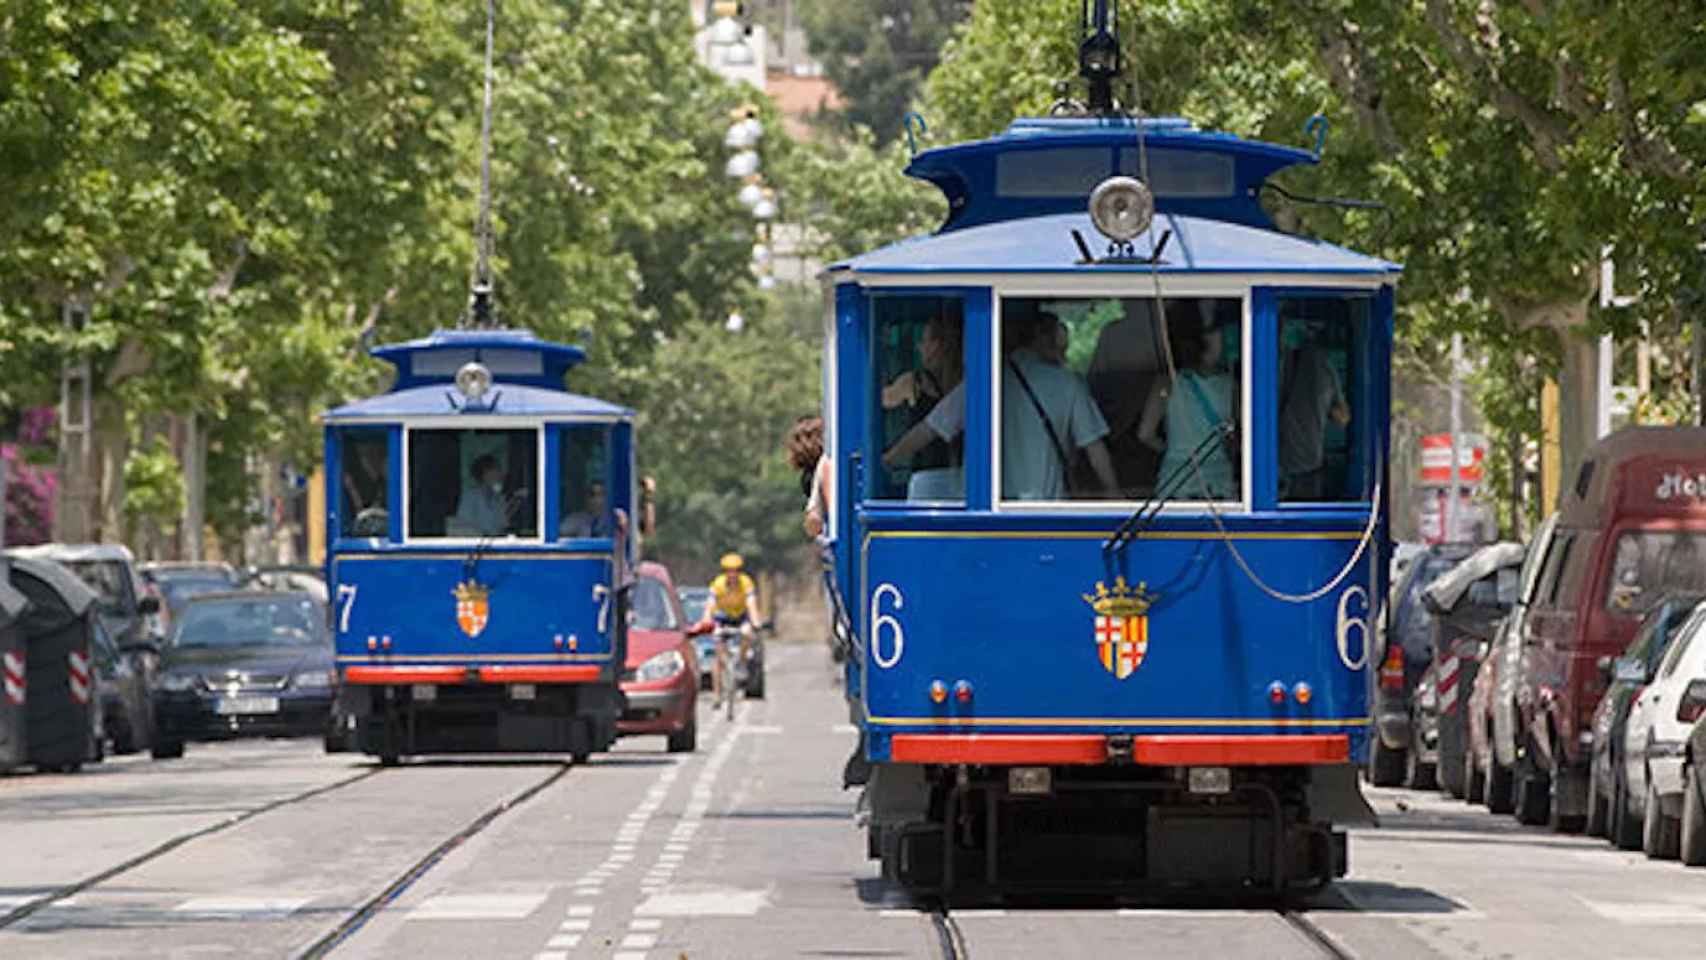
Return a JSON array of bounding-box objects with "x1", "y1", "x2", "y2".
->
[
  {"x1": 172, "y1": 596, "x2": 325, "y2": 648},
  {"x1": 1395, "y1": 554, "x2": 1467, "y2": 652},
  {"x1": 632, "y1": 577, "x2": 678, "y2": 631},
  {"x1": 157, "y1": 576, "x2": 238, "y2": 613},
  {"x1": 62, "y1": 560, "x2": 133, "y2": 616},
  {"x1": 678, "y1": 590, "x2": 711, "y2": 623},
  {"x1": 1604, "y1": 531, "x2": 1706, "y2": 616}
]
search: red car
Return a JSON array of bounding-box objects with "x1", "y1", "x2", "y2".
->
[{"x1": 618, "y1": 562, "x2": 698, "y2": 753}]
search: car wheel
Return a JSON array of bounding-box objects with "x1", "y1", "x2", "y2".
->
[
  {"x1": 1643, "y1": 779, "x2": 1681, "y2": 860},
  {"x1": 1611, "y1": 767, "x2": 1644, "y2": 850},
  {"x1": 1487, "y1": 755, "x2": 1516, "y2": 814},
  {"x1": 667, "y1": 716, "x2": 698, "y2": 754},
  {"x1": 1404, "y1": 735, "x2": 1437, "y2": 791},
  {"x1": 1585, "y1": 757, "x2": 1610, "y2": 838},
  {"x1": 1513, "y1": 760, "x2": 1551, "y2": 825},
  {"x1": 1681, "y1": 765, "x2": 1706, "y2": 867},
  {"x1": 110, "y1": 714, "x2": 137, "y2": 755},
  {"x1": 1368, "y1": 738, "x2": 1406, "y2": 788},
  {"x1": 1548, "y1": 758, "x2": 1585, "y2": 834},
  {"x1": 150, "y1": 739, "x2": 184, "y2": 760}
]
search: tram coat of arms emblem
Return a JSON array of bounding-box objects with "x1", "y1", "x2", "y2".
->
[
  {"x1": 454, "y1": 580, "x2": 490, "y2": 638},
  {"x1": 1083, "y1": 577, "x2": 1153, "y2": 680}
]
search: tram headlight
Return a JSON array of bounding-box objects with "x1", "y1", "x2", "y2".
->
[
  {"x1": 1088, "y1": 175, "x2": 1153, "y2": 243},
  {"x1": 635, "y1": 649, "x2": 686, "y2": 683},
  {"x1": 455, "y1": 361, "x2": 492, "y2": 401}
]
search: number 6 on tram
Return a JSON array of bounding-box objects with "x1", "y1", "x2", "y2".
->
[{"x1": 322, "y1": 329, "x2": 639, "y2": 763}]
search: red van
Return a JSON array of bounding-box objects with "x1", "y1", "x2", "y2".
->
[{"x1": 1506, "y1": 428, "x2": 1706, "y2": 829}]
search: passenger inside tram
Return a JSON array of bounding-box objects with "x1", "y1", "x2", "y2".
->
[
  {"x1": 878, "y1": 303, "x2": 966, "y2": 501},
  {"x1": 1086, "y1": 298, "x2": 1166, "y2": 496},
  {"x1": 1135, "y1": 299, "x2": 1240, "y2": 500},
  {"x1": 998, "y1": 305, "x2": 1117, "y2": 501}
]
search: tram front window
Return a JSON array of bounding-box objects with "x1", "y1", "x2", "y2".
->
[
  {"x1": 558, "y1": 424, "x2": 616, "y2": 539},
  {"x1": 1276, "y1": 296, "x2": 1371, "y2": 503},
  {"x1": 407, "y1": 428, "x2": 540, "y2": 539},
  {"x1": 1000, "y1": 295, "x2": 1243, "y2": 502},
  {"x1": 873, "y1": 295, "x2": 966, "y2": 503},
  {"x1": 339, "y1": 430, "x2": 390, "y2": 538}
]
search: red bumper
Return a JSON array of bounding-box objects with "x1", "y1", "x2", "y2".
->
[
  {"x1": 888, "y1": 733, "x2": 1349, "y2": 766},
  {"x1": 342, "y1": 664, "x2": 604, "y2": 685}
]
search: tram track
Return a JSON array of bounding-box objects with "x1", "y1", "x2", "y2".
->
[
  {"x1": 925, "y1": 900, "x2": 1358, "y2": 960},
  {"x1": 0, "y1": 767, "x2": 382, "y2": 930},
  {"x1": 296, "y1": 760, "x2": 571, "y2": 959}
]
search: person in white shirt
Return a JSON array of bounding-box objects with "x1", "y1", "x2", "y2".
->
[{"x1": 450, "y1": 455, "x2": 508, "y2": 536}]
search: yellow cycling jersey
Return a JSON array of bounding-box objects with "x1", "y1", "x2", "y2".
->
[{"x1": 709, "y1": 572, "x2": 756, "y2": 619}]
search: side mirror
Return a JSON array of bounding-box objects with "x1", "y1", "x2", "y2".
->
[
  {"x1": 1613, "y1": 656, "x2": 1648, "y2": 684},
  {"x1": 138, "y1": 595, "x2": 161, "y2": 615}
]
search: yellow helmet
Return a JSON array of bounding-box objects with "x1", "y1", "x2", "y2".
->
[{"x1": 719, "y1": 552, "x2": 744, "y2": 572}]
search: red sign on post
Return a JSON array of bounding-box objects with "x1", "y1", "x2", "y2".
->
[{"x1": 1420, "y1": 434, "x2": 1484, "y2": 485}]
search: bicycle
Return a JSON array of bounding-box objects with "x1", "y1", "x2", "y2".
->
[{"x1": 711, "y1": 619, "x2": 744, "y2": 721}]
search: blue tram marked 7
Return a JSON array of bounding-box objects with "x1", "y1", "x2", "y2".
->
[
  {"x1": 322, "y1": 329, "x2": 639, "y2": 763},
  {"x1": 825, "y1": 115, "x2": 1396, "y2": 892}
]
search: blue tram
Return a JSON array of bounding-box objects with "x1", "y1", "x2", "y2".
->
[
  {"x1": 322, "y1": 329, "x2": 638, "y2": 763},
  {"x1": 826, "y1": 113, "x2": 1395, "y2": 889}
]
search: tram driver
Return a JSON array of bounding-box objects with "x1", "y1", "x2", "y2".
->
[{"x1": 450, "y1": 454, "x2": 514, "y2": 536}]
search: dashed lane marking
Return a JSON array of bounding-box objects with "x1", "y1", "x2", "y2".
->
[
  {"x1": 404, "y1": 893, "x2": 546, "y2": 920},
  {"x1": 636, "y1": 888, "x2": 770, "y2": 917},
  {"x1": 621, "y1": 932, "x2": 659, "y2": 949}
]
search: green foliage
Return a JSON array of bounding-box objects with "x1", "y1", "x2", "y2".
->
[
  {"x1": 796, "y1": 0, "x2": 967, "y2": 144},
  {"x1": 775, "y1": 129, "x2": 944, "y2": 264},
  {"x1": 122, "y1": 436, "x2": 185, "y2": 537}
]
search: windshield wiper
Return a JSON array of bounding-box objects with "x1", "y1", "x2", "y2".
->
[{"x1": 1103, "y1": 422, "x2": 1234, "y2": 561}]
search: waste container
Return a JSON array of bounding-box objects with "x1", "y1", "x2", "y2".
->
[
  {"x1": 4, "y1": 553, "x2": 99, "y2": 772},
  {"x1": 0, "y1": 557, "x2": 30, "y2": 771}
]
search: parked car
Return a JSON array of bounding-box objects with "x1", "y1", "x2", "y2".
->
[
  {"x1": 621, "y1": 564, "x2": 698, "y2": 753},
  {"x1": 1682, "y1": 713, "x2": 1706, "y2": 865},
  {"x1": 12, "y1": 543, "x2": 161, "y2": 651},
  {"x1": 140, "y1": 561, "x2": 242, "y2": 622},
  {"x1": 1485, "y1": 513, "x2": 1562, "y2": 815},
  {"x1": 678, "y1": 586, "x2": 715, "y2": 689},
  {"x1": 244, "y1": 564, "x2": 328, "y2": 604},
  {"x1": 1506, "y1": 428, "x2": 1706, "y2": 829},
  {"x1": 1617, "y1": 603, "x2": 1706, "y2": 859},
  {"x1": 1369, "y1": 543, "x2": 1475, "y2": 785},
  {"x1": 151, "y1": 591, "x2": 335, "y2": 758},
  {"x1": 91, "y1": 617, "x2": 156, "y2": 755},
  {"x1": 1406, "y1": 661, "x2": 1442, "y2": 789},
  {"x1": 1465, "y1": 611, "x2": 1510, "y2": 807},
  {"x1": 1584, "y1": 593, "x2": 1704, "y2": 844},
  {"x1": 1419, "y1": 542, "x2": 1524, "y2": 798}
]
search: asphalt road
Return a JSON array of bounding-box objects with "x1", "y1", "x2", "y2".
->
[{"x1": 5, "y1": 643, "x2": 1706, "y2": 959}]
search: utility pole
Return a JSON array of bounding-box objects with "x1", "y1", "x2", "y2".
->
[
  {"x1": 56, "y1": 301, "x2": 93, "y2": 543},
  {"x1": 1446, "y1": 332, "x2": 1462, "y2": 543}
]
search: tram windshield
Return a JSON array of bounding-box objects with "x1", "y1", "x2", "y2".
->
[
  {"x1": 1000, "y1": 295, "x2": 1243, "y2": 503},
  {"x1": 558, "y1": 424, "x2": 616, "y2": 539},
  {"x1": 407, "y1": 428, "x2": 540, "y2": 539}
]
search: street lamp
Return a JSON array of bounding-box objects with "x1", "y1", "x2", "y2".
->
[
  {"x1": 709, "y1": 16, "x2": 742, "y2": 46},
  {"x1": 724, "y1": 150, "x2": 760, "y2": 179},
  {"x1": 723, "y1": 38, "x2": 755, "y2": 67}
]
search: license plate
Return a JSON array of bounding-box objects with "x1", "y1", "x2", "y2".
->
[{"x1": 215, "y1": 696, "x2": 280, "y2": 716}]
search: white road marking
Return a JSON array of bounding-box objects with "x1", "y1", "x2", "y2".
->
[
  {"x1": 545, "y1": 934, "x2": 580, "y2": 948},
  {"x1": 567, "y1": 904, "x2": 595, "y2": 917},
  {"x1": 534, "y1": 952, "x2": 567, "y2": 960},
  {"x1": 405, "y1": 893, "x2": 546, "y2": 920},
  {"x1": 559, "y1": 919, "x2": 591, "y2": 932},
  {"x1": 629, "y1": 918, "x2": 662, "y2": 931},
  {"x1": 173, "y1": 896, "x2": 313, "y2": 917},
  {"x1": 738, "y1": 724, "x2": 784, "y2": 735},
  {"x1": 622, "y1": 933, "x2": 659, "y2": 949},
  {"x1": 636, "y1": 889, "x2": 770, "y2": 917},
  {"x1": 832, "y1": 723, "x2": 859, "y2": 734},
  {"x1": 1581, "y1": 899, "x2": 1706, "y2": 924},
  {"x1": 612, "y1": 953, "x2": 647, "y2": 960}
]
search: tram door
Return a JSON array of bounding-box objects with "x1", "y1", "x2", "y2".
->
[{"x1": 833, "y1": 286, "x2": 990, "y2": 690}]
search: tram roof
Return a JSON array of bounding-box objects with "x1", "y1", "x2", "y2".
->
[
  {"x1": 369, "y1": 329, "x2": 586, "y2": 391},
  {"x1": 323, "y1": 383, "x2": 631, "y2": 422},
  {"x1": 906, "y1": 116, "x2": 1320, "y2": 233},
  {"x1": 830, "y1": 210, "x2": 1400, "y2": 278}
]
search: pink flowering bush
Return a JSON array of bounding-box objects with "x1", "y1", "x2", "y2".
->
[{"x1": 3, "y1": 443, "x2": 56, "y2": 546}]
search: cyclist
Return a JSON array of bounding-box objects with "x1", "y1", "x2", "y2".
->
[{"x1": 698, "y1": 553, "x2": 764, "y2": 704}]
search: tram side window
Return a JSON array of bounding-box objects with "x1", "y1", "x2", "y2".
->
[
  {"x1": 873, "y1": 296, "x2": 966, "y2": 503},
  {"x1": 339, "y1": 430, "x2": 391, "y2": 538},
  {"x1": 407, "y1": 428, "x2": 539, "y2": 539},
  {"x1": 999, "y1": 296, "x2": 1243, "y2": 502},
  {"x1": 558, "y1": 424, "x2": 617, "y2": 539},
  {"x1": 1276, "y1": 296, "x2": 1372, "y2": 503}
]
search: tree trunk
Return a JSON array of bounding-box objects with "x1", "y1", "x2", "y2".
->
[
  {"x1": 1555, "y1": 314, "x2": 1600, "y2": 504},
  {"x1": 92, "y1": 391, "x2": 128, "y2": 544}
]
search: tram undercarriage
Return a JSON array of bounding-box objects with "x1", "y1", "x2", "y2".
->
[
  {"x1": 865, "y1": 761, "x2": 1371, "y2": 895},
  {"x1": 338, "y1": 683, "x2": 623, "y2": 763}
]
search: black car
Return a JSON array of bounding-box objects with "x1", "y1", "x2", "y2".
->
[
  {"x1": 91, "y1": 618, "x2": 156, "y2": 755},
  {"x1": 1585, "y1": 592, "x2": 1705, "y2": 846},
  {"x1": 140, "y1": 562, "x2": 243, "y2": 629},
  {"x1": 151, "y1": 591, "x2": 335, "y2": 758},
  {"x1": 1369, "y1": 542, "x2": 1476, "y2": 786}
]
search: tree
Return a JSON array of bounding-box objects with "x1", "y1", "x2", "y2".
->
[{"x1": 797, "y1": 0, "x2": 968, "y2": 145}]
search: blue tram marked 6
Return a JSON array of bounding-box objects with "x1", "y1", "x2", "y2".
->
[
  {"x1": 823, "y1": 104, "x2": 1396, "y2": 892},
  {"x1": 322, "y1": 329, "x2": 640, "y2": 763}
]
